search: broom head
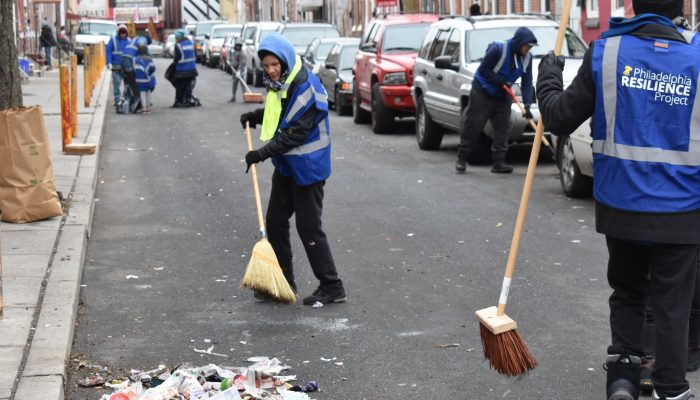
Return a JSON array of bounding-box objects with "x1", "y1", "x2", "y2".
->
[
  {"x1": 243, "y1": 92, "x2": 264, "y2": 103},
  {"x1": 476, "y1": 306, "x2": 537, "y2": 376},
  {"x1": 240, "y1": 238, "x2": 297, "y2": 303}
]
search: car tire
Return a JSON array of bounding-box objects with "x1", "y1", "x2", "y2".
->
[
  {"x1": 458, "y1": 106, "x2": 492, "y2": 164},
  {"x1": 335, "y1": 88, "x2": 351, "y2": 116},
  {"x1": 557, "y1": 135, "x2": 593, "y2": 198},
  {"x1": 246, "y1": 67, "x2": 253, "y2": 84},
  {"x1": 371, "y1": 82, "x2": 394, "y2": 134},
  {"x1": 253, "y1": 68, "x2": 263, "y2": 87},
  {"x1": 352, "y1": 83, "x2": 371, "y2": 124},
  {"x1": 415, "y1": 95, "x2": 443, "y2": 150}
]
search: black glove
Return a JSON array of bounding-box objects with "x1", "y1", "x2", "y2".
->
[
  {"x1": 245, "y1": 150, "x2": 262, "y2": 173},
  {"x1": 240, "y1": 112, "x2": 258, "y2": 129},
  {"x1": 523, "y1": 105, "x2": 533, "y2": 120},
  {"x1": 539, "y1": 51, "x2": 565, "y2": 70}
]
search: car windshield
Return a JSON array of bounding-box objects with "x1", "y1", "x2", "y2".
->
[
  {"x1": 212, "y1": 27, "x2": 239, "y2": 39},
  {"x1": 260, "y1": 29, "x2": 276, "y2": 42},
  {"x1": 381, "y1": 24, "x2": 431, "y2": 52},
  {"x1": 196, "y1": 22, "x2": 221, "y2": 36},
  {"x1": 282, "y1": 27, "x2": 340, "y2": 47},
  {"x1": 467, "y1": 26, "x2": 587, "y2": 62},
  {"x1": 78, "y1": 22, "x2": 116, "y2": 36},
  {"x1": 339, "y1": 45, "x2": 358, "y2": 70},
  {"x1": 316, "y1": 42, "x2": 335, "y2": 61}
]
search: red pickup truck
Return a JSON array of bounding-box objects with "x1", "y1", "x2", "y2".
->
[{"x1": 352, "y1": 14, "x2": 439, "y2": 133}]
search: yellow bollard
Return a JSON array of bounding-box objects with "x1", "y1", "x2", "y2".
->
[
  {"x1": 60, "y1": 65, "x2": 72, "y2": 151},
  {"x1": 84, "y1": 45, "x2": 91, "y2": 107},
  {"x1": 70, "y1": 55, "x2": 78, "y2": 138}
]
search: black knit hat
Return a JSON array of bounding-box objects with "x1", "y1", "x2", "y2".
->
[{"x1": 633, "y1": 0, "x2": 684, "y2": 19}]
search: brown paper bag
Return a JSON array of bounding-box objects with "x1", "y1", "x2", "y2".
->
[{"x1": 0, "y1": 106, "x2": 63, "y2": 223}]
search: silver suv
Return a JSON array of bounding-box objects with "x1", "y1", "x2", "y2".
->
[
  {"x1": 412, "y1": 15, "x2": 587, "y2": 162},
  {"x1": 242, "y1": 21, "x2": 283, "y2": 87}
]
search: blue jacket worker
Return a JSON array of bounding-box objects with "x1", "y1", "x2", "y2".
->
[
  {"x1": 536, "y1": 0, "x2": 700, "y2": 398},
  {"x1": 171, "y1": 29, "x2": 198, "y2": 107},
  {"x1": 239, "y1": 33, "x2": 346, "y2": 306},
  {"x1": 134, "y1": 42, "x2": 156, "y2": 114},
  {"x1": 106, "y1": 24, "x2": 131, "y2": 104},
  {"x1": 456, "y1": 27, "x2": 537, "y2": 174}
]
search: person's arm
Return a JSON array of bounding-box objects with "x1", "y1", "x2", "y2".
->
[
  {"x1": 173, "y1": 44, "x2": 181, "y2": 64},
  {"x1": 106, "y1": 38, "x2": 114, "y2": 65},
  {"x1": 257, "y1": 106, "x2": 318, "y2": 159},
  {"x1": 520, "y1": 56, "x2": 534, "y2": 106},
  {"x1": 477, "y1": 45, "x2": 508, "y2": 87},
  {"x1": 536, "y1": 47, "x2": 596, "y2": 136}
]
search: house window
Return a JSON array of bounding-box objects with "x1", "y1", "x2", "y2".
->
[
  {"x1": 611, "y1": 0, "x2": 625, "y2": 16},
  {"x1": 586, "y1": 0, "x2": 599, "y2": 19}
]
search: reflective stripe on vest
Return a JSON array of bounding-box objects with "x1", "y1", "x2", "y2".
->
[
  {"x1": 133, "y1": 63, "x2": 152, "y2": 83},
  {"x1": 176, "y1": 43, "x2": 196, "y2": 64},
  {"x1": 475, "y1": 40, "x2": 531, "y2": 96},
  {"x1": 284, "y1": 117, "x2": 330, "y2": 156},
  {"x1": 592, "y1": 35, "x2": 700, "y2": 166},
  {"x1": 491, "y1": 41, "x2": 531, "y2": 74},
  {"x1": 285, "y1": 85, "x2": 329, "y2": 125}
]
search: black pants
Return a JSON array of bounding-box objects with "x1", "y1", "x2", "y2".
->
[
  {"x1": 606, "y1": 235, "x2": 698, "y2": 396},
  {"x1": 457, "y1": 87, "x2": 513, "y2": 161},
  {"x1": 174, "y1": 77, "x2": 193, "y2": 104},
  {"x1": 266, "y1": 170, "x2": 343, "y2": 293}
]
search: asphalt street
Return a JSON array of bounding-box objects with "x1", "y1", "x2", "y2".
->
[{"x1": 66, "y1": 58, "x2": 614, "y2": 399}]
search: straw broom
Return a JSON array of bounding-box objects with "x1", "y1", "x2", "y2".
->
[
  {"x1": 233, "y1": 67, "x2": 264, "y2": 104},
  {"x1": 240, "y1": 121, "x2": 297, "y2": 303},
  {"x1": 475, "y1": 0, "x2": 572, "y2": 376}
]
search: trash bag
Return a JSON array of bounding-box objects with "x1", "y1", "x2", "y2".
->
[{"x1": 165, "y1": 63, "x2": 175, "y2": 84}]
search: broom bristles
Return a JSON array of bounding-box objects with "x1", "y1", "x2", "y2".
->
[
  {"x1": 479, "y1": 322, "x2": 537, "y2": 376},
  {"x1": 241, "y1": 238, "x2": 297, "y2": 303}
]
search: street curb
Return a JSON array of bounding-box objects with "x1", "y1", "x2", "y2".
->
[{"x1": 12, "y1": 69, "x2": 111, "y2": 400}]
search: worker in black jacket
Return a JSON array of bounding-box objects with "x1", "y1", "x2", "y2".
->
[
  {"x1": 536, "y1": 0, "x2": 700, "y2": 398},
  {"x1": 39, "y1": 20, "x2": 57, "y2": 70}
]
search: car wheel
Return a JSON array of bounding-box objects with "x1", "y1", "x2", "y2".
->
[
  {"x1": 558, "y1": 135, "x2": 593, "y2": 198},
  {"x1": 253, "y1": 68, "x2": 263, "y2": 87},
  {"x1": 371, "y1": 82, "x2": 394, "y2": 134},
  {"x1": 458, "y1": 106, "x2": 492, "y2": 164},
  {"x1": 246, "y1": 66, "x2": 253, "y2": 84},
  {"x1": 335, "y1": 88, "x2": 351, "y2": 116},
  {"x1": 415, "y1": 95, "x2": 443, "y2": 150},
  {"x1": 352, "y1": 83, "x2": 370, "y2": 124}
]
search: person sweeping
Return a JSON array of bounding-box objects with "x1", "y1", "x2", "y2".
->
[
  {"x1": 536, "y1": 0, "x2": 700, "y2": 398},
  {"x1": 239, "y1": 33, "x2": 346, "y2": 306}
]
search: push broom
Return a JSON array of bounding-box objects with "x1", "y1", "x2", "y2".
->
[
  {"x1": 475, "y1": 0, "x2": 572, "y2": 376},
  {"x1": 233, "y1": 67, "x2": 264, "y2": 104},
  {"x1": 240, "y1": 121, "x2": 297, "y2": 303}
]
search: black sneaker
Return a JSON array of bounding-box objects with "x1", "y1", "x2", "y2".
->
[
  {"x1": 455, "y1": 159, "x2": 466, "y2": 173},
  {"x1": 302, "y1": 287, "x2": 346, "y2": 305},
  {"x1": 605, "y1": 354, "x2": 641, "y2": 400}
]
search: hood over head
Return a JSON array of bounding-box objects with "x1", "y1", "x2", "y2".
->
[
  {"x1": 511, "y1": 27, "x2": 538, "y2": 51},
  {"x1": 633, "y1": 0, "x2": 684, "y2": 19},
  {"x1": 258, "y1": 32, "x2": 297, "y2": 73},
  {"x1": 118, "y1": 24, "x2": 128, "y2": 34}
]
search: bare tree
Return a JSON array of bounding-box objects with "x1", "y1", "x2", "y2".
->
[{"x1": 0, "y1": 0, "x2": 23, "y2": 109}]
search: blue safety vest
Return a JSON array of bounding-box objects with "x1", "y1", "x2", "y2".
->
[
  {"x1": 107, "y1": 35, "x2": 130, "y2": 67},
  {"x1": 119, "y1": 38, "x2": 139, "y2": 71},
  {"x1": 175, "y1": 39, "x2": 197, "y2": 73},
  {"x1": 271, "y1": 71, "x2": 331, "y2": 186},
  {"x1": 474, "y1": 40, "x2": 531, "y2": 96},
  {"x1": 134, "y1": 57, "x2": 156, "y2": 91},
  {"x1": 590, "y1": 34, "x2": 700, "y2": 213}
]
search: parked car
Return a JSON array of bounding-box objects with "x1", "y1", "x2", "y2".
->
[
  {"x1": 163, "y1": 34, "x2": 176, "y2": 57},
  {"x1": 303, "y1": 37, "x2": 337, "y2": 75},
  {"x1": 242, "y1": 21, "x2": 282, "y2": 87},
  {"x1": 318, "y1": 38, "x2": 360, "y2": 116},
  {"x1": 220, "y1": 32, "x2": 238, "y2": 72},
  {"x1": 193, "y1": 20, "x2": 223, "y2": 62},
  {"x1": 411, "y1": 14, "x2": 587, "y2": 163},
  {"x1": 279, "y1": 23, "x2": 340, "y2": 55},
  {"x1": 148, "y1": 40, "x2": 164, "y2": 57},
  {"x1": 352, "y1": 14, "x2": 440, "y2": 133},
  {"x1": 74, "y1": 19, "x2": 117, "y2": 63},
  {"x1": 551, "y1": 122, "x2": 593, "y2": 198},
  {"x1": 203, "y1": 24, "x2": 241, "y2": 68}
]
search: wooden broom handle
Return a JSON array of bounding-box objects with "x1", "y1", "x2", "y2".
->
[
  {"x1": 244, "y1": 121, "x2": 266, "y2": 237},
  {"x1": 497, "y1": 0, "x2": 572, "y2": 316},
  {"x1": 502, "y1": 84, "x2": 552, "y2": 148}
]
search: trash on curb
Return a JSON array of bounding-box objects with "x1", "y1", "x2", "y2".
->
[{"x1": 90, "y1": 358, "x2": 313, "y2": 400}]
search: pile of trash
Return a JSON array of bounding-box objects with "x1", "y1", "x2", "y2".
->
[{"x1": 79, "y1": 357, "x2": 318, "y2": 400}]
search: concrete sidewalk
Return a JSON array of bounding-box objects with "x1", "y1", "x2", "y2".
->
[{"x1": 0, "y1": 63, "x2": 110, "y2": 400}]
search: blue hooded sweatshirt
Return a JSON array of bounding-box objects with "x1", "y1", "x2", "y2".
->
[
  {"x1": 257, "y1": 33, "x2": 297, "y2": 76},
  {"x1": 602, "y1": 13, "x2": 676, "y2": 38}
]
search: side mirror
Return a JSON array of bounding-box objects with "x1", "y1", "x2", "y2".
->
[
  {"x1": 360, "y1": 42, "x2": 376, "y2": 53},
  {"x1": 325, "y1": 61, "x2": 336, "y2": 70},
  {"x1": 245, "y1": 39, "x2": 253, "y2": 46},
  {"x1": 435, "y1": 55, "x2": 458, "y2": 72}
]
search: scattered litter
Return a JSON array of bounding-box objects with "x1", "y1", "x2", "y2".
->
[
  {"x1": 153, "y1": 267, "x2": 164, "y2": 271},
  {"x1": 406, "y1": 233, "x2": 414, "y2": 237},
  {"x1": 77, "y1": 374, "x2": 106, "y2": 387},
  {"x1": 215, "y1": 279, "x2": 226, "y2": 282},
  {"x1": 496, "y1": 222, "x2": 502, "y2": 227},
  {"x1": 134, "y1": 284, "x2": 152, "y2": 289},
  {"x1": 334, "y1": 362, "x2": 344, "y2": 366},
  {"x1": 571, "y1": 240, "x2": 581, "y2": 243},
  {"x1": 312, "y1": 301, "x2": 324, "y2": 308},
  {"x1": 320, "y1": 357, "x2": 336, "y2": 362},
  {"x1": 289, "y1": 381, "x2": 318, "y2": 393},
  {"x1": 194, "y1": 345, "x2": 229, "y2": 358},
  {"x1": 435, "y1": 343, "x2": 460, "y2": 349},
  {"x1": 125, "y1": 275, "x2": 139, "y2": 280}
]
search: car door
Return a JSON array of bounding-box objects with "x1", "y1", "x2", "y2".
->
[
  {"x1": 321, "y1": 44, "x2": 341, "y2": 103},
  {"x1": 355, "y1": 21, "x2": 380, "y2": 106},
  {"x1": 438, "y1": 28, "x2": 464, "y2": 130},
  {"x1": 422, "y1": 28, "x2": 450, "y2": 123}
]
